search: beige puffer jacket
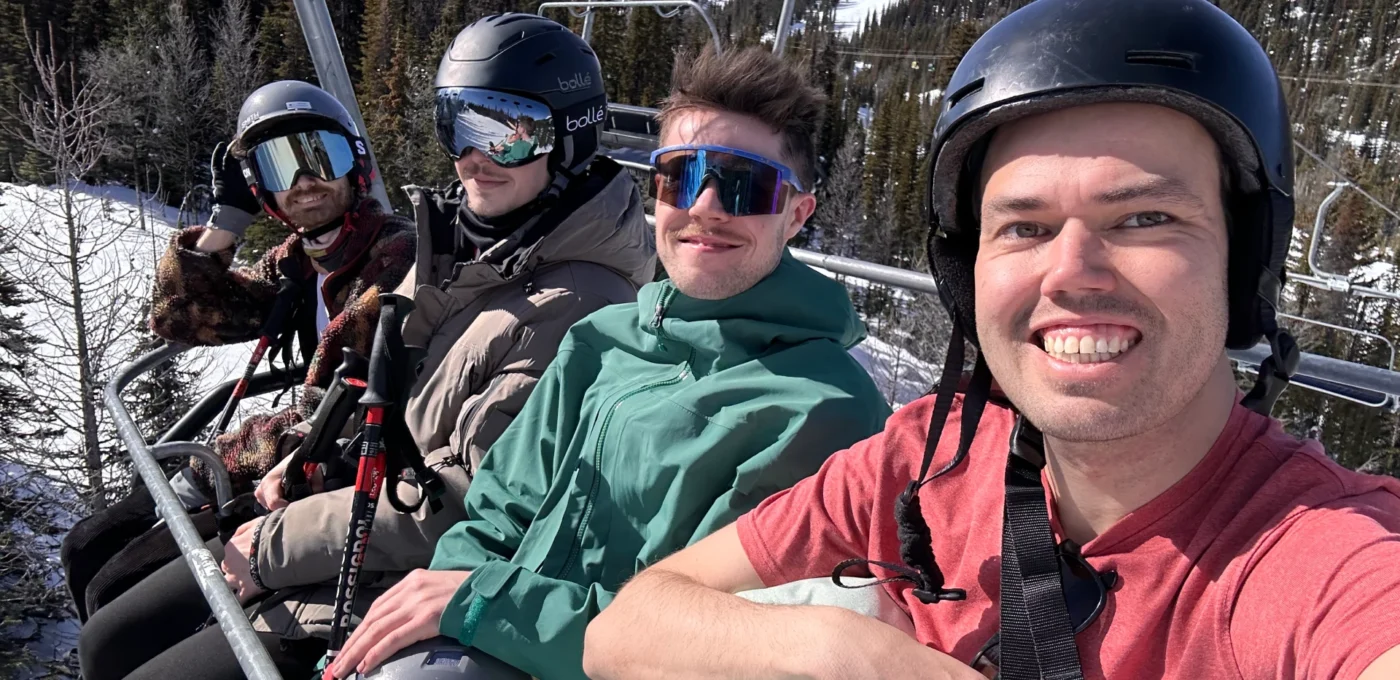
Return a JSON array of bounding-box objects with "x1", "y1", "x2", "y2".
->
[{"x1": 247, "y1": 158, "x2": 656, "y2": 638}]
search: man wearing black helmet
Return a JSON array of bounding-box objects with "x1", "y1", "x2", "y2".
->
[
  {"x1": 586, "y1": 2, "x2": 1400, "y2": 679},
  {"x1": 84, "y1": 12, "x2": 659, "y2": 680},
  {"x1": 74, "y1": 80, "x2": 417, "y2": 679}
]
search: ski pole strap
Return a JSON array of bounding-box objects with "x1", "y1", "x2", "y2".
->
[{"x1": 999, "y1": 416, "x2": 1084, "y2": 680}]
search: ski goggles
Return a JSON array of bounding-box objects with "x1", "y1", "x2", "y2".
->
[
  {"x1": 649, "y1": 144, "x2": 805, "y2": 217},
  {"x1": 247, "y1": 129, "x2": 358, "y2": 193},
  {"x1": 434, "y1": 87, "x2": 555, "y2": 167}
]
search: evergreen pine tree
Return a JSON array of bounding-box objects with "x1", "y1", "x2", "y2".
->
[
  {"x1": 121, "y1": 301, "x2": 198, "y2": 447},
  {"x1": 256, "y1": 0, "x2": 315, "y2": 82},
  {"x1": 211, "y1": 0, "x2": 260, "y2": 134}
]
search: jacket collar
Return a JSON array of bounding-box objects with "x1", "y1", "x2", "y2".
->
[{"x1": 637, "y1": 250, "x2": 867, "y2": 374}]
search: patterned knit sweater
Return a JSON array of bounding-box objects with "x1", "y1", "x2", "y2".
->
[{"x1": 149, "y1": 200, "x2": 415, "y2": 497}]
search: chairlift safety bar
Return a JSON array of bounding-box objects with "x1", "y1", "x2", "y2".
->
[{"x1": 103, "y1": 343, "x2": 283, "y2": 680}]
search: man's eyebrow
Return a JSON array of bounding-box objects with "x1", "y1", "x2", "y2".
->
[
  {"x1": 981, "y1": 195, "x2": 1049, "y2": 217},
  {"x1": 1092, "y1": 176, "x2": 1204, "y2": 207}
]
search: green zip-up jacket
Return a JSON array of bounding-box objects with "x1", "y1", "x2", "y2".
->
[{"x1": 430, "y1": 251, "x2": 892, "y2": 680}]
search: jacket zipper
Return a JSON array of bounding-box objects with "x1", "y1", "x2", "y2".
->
[
  {"x1": 650, "y1": 285, "x2": 678, "y2": 350},
  {"x1": 554, "y1": 286, "x2": 686, "y2": 579}
]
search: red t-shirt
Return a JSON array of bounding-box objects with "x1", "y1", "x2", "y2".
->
[{"x1": 738, "y1": 395, "x2": 1400, "y2": 679}]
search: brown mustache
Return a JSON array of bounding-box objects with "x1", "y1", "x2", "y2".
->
[
  {"x1": 1022, "y1": 295, "x2": 1155, "y2": 331},
  {"x1": 669, "y1": 226, "x2": 744, "y2": 243}
]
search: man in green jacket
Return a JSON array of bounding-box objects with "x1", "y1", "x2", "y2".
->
[{"x1": 328, "y1": 46, "x2": 892, "y2": 680}]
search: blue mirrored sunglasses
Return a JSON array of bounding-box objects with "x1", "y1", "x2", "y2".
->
[{"x1": 649, "y1": 144, "x2": 805, "y2": 216}]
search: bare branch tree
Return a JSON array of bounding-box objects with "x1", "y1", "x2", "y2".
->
[{"x1": 0, "y1": 23, "x2": 143, "y2": 510}]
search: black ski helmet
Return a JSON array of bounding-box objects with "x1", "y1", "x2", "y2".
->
[
  {"x1": 434, "y1": 13, "x2": 608, "y2": 177},
  {"x1": 926, "y1": 0, "x2": 1294, "y2": 356},
  {"x1": 352, "y1": 638, "x2": 528, "y2": 680},
  {"x1": 232, "y1": 80, "x2": 376, "y2": 225}
]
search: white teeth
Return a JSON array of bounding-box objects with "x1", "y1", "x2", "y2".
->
[{"x1": 1040, "y1": 331, "x2": 1138, "y2": 365}]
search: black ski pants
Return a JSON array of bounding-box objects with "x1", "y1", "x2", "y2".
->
[{"x1": 77, "y1": 538, "x2": 325, "y2": 680}]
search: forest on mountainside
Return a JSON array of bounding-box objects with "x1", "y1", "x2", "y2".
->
[{"x1": 0, "y1": 0, "x2": 1397, "y2": 670}]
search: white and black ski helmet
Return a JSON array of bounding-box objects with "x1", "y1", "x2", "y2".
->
[{"x1": 434, "y1": 13, "x2": 608, "y2": 176}]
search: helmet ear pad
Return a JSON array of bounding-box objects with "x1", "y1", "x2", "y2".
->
[{"x1": 928, "y1": 227, "x2": 982, "y2": 350}]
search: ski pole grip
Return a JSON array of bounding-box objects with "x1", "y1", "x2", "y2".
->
[{"x1": 361, "y1": 294, "x2": 408, "y2": 408}]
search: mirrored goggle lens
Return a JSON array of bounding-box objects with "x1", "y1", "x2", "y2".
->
[
  {"x1": 434, "y1": 87, "x2": 554, "y2": 168},
  {"x1": 249, "y1": 130, "x2": 356, "y2": 193},
  {"x1": 650, "y1": 148, "x2": 790, "y2": 216}
]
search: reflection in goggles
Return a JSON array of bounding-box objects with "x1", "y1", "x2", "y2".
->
[
  {"x1": 249, "y1": 130, "x2": 357, "y2": 193},
  {"x1": 650, "y1": 145, "x2": 802, "y2": 217},
  {"x1": 435, "y1": 87, "x2": 555, "y2": 168}
]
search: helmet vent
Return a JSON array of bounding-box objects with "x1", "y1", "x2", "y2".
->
[
  {"x1": 535, "y1": 52, "x2": 556, "y2": 65},
  {"x1": 947, "y1": 77, "x2": 985, "y2": 109},
  {"x1": 1124, "y1": 50, "x2": 1197, "y2": 71}
]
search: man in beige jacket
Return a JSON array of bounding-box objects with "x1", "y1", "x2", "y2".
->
[{"x1": 75, "y1": 17, "x2": 655, "y2": 680}]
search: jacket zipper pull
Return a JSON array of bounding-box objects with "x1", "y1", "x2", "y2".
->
[{"x1": 650, "y1": 287, "x2": 674, "y2": 350}]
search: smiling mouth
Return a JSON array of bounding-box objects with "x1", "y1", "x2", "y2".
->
[
  {"x1": 291, "y1": 192, "x2": 328, "y2": 206},
  {"x1": 1035, "y1": 324, "x2": 1142, "y2": 365},
  {"x1": 677, "y1": 234, "x2": 741, "y2": 250}
]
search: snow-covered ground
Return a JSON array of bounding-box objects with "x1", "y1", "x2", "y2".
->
[
  {"x1": 850, "y1": 332, "x2": 938, "y2": 408},
  {"x1": 0, "y1": 182, "x2": 275, "y2": 473}
]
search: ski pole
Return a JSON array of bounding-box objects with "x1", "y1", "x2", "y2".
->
[
  {"x1": 325, "y1": 295, "x2": 402, "y2": 658},
  {"x1": 206, "y1": 273, "x2": 302, "y2": 446}
]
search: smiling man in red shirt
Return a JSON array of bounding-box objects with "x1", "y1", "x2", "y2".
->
[{"x1": 583, "y1": 1, "x2": 1400, "y2": 679}]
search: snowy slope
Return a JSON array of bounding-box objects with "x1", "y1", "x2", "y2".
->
[
  {"x1": 849, "y1": 332, "x2": 938, "y2": 408},
  {"x1": 0, "y1": 182, "x2": 272, "y2": 473}
]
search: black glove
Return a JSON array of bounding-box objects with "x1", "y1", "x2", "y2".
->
[{"x1": 208, "y1": 141, "x2": 261, "y2": 235}]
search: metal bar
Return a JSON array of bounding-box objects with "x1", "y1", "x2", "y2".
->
[
  {"x1": 292, "y1": 0, "x2": 393, "y2": 212},
  {"x1": 790, "y1": 248, "x2": 942, "y2": 296},
  {"x1": 1294, "y1": 141, "x2": 1400, "y2": 223},
  {"x1": 539, "y1": 2, "x2": 724, "y2": 54},
  {"x1": 773, "y1": 0, "x2": 797, "y2": 55},
  {"x1": 157, "y1": 364, "x2": 306, "y2": 445},
  {"x1": 1229, "y1": 342, "x2": 1400, "y2": 400},
  {"x1": 147, "y1": 441, "x2": 235, "y2": 513},
  {"x1": 1278, "y1": 312, "x2": 1396, "y2": 370},
  {"x1": 581, "y1": 6, "x2": 597, "y2": 42},
  {"x1": 103, "y1": 344, "x2": 282, "y2": 680},
  {"x1": 1306, "y1": 183, "x2": 1349, "y2": 284},
  {"x1": 1289, "y1": 271, "x2": 1400, "y2": 302}
]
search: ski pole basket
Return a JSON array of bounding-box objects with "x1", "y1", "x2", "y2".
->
[{"x1": 103, "y1": 342, "x2": 306, "y2": 680}]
